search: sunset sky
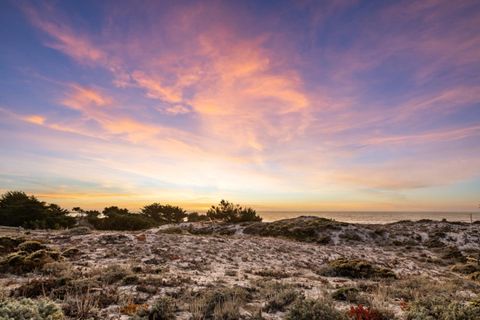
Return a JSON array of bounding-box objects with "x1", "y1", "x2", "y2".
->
[{"x1": 0, "y1": 0, "x2": 479, "y2": 212}]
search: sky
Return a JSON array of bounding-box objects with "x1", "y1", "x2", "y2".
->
[{"x1": 0, "y1": 0, "x2": 479, "y2": 212}]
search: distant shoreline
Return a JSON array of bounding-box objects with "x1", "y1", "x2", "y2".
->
[{"x1": 258, "y1": 210, "x2": 480, "y2": 223}]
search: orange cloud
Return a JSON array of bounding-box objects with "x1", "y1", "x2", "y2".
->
[{"x1": 62, "y1": 84, "x2": 112, "y2": 111}]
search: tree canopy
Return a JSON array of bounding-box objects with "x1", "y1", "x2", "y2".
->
[
  {"x1": 0, "y1": 191, "x2": 75, "y2": 229},
  {"x1": 206, "y1": 200, "x2": 262, "y2": 223}
]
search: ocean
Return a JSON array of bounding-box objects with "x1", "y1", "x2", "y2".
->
[{"x1": 258, "y1": 211, "x2": 480, "y2": 224}]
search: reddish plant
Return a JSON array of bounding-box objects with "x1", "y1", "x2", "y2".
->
[{"x1": 347, "y1": 304, "x2": 384, "y2": 320}]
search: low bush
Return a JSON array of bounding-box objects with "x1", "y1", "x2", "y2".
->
[
  {"x1": 264, "y1": 287, "x2": 300, "y2": 312},
  {"x1": 206, "y1": 200, "x2": 262, "y2": 223},
  {"x1": 0, "y1": 248, "x2": 61, "y2": 274},
  {"x1": 332, "y1": 287, "x2": 360, "y2": 302},
  {"x1": 18, "y1": 241, "x2": 46, "y2": 253},
  {"x1": 347, "y1": 304, "x2": 392, "y2": 320},
  {"x1": 189, "y1": 286, "x2": 248, "y2": 320},
  {"x1": 0, "y1": 236, "x2": 24, "y2": 255},
  {"x1": 406, "y1": 296, "x2": 480, "y2": 320},
  {"x1": 286, "y1": 298, "x2": 347, "y2": 320},
  {"x1": 0, "y1": 298, "x2": 64, "y2": 320},
  {"x1": 62, "y1": 226, "x2": 91, "y2": 236},
  {"x1": 243, "y1": 217, "x2": 344, "y2": 242},
  {"x1": 319, "y1": 259, "x2": 396, "y2": 279},
  {"x1": 133, "y1": 296, "x2": 176, "y2": 320}
]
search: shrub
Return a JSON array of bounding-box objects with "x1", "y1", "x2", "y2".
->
[
  {"x1": 319, "y1": 259, "x2": 396, "y2": 279},
  {"x1": 441, "y1": 246, "x2": 466, "y2": 264},
  {"x1": 347, "y1": 304, "x2": 391, "y2": 320},
  {"x1": 451, "y1": 263, "x2": 480, "y2": 275},
  {"x1": 0, "y1": 236, "x2": 24, "y2": 255},
  {"x1": 18, "y1": 241, "x2": 46, "y2": 253},
  {"x1": 406, "y1": 296, "x2": 480, "y2": 320},
  {"x1": 332, "y1": 287, "x2": 360, "y2": 302},
  {"x1": 61, "y1": 247, "x2": 81, "y2": 258},
  {"x1": 264, "y1": 287, "x2": 300, "y2": 312},
  {"x1": 101, "y1": 265, "x2": 131, "y2": 284},
  {"x1": 189, "y1": 287, "x2": 248, "y2": 320},
  {"x1": 122, "y1": 274, "x2": 139, "y2": 285},
  {"x1": 243, "y1": 216, "x2": 344, "y2": 242},
  {"x1": 187, "y1": 212, "x2": 210, "y2": 222},
  {"x1": 206, "y1": 200, "x2": 262, "y2": 223},
  {"x1": 286, "y1": 298, "x2": 347, "y2": 320},
  {"x1": 0, "y1": 298, "x2": 64, "y2": 320},
  {"x1": 0, "y1": 191, "x2": 75, "y2": 229},
  {"x1": 0, "y1": 249, "x2": 60, "y2": 274},
  {"x1": 62, "y1": 226, "x2": 91, "y2": 236},
  {"x1": 141, "y1": 203, "x2": 187, "y2": 224},
  {"x1": 133, "y1": 296, "x2": 175, "y2": 320},
  {"x1": 89, "y1": 207, "x2": 157, "y2": 231}
]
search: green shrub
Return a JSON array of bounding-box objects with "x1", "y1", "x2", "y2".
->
[
  {"x1": 331, "y1": 287, "x2": 360, "y2": 302},
  {"x1": 189, "y1": 287, "x2": 248, "y2": 320},
  {"x1": 206, "y1": 200, "x2": 262, "y2": 223},
  {"x1": 61, "y1": 247, "x2": 80, "y2": 258},
  {"x1": 0, "y1": 249, "x2": 60, "y2": 274},
  {"x1": 264, "y1": 287, "x2": 300, "y2": 312},
  {"x1": 89, "y1": 207, "x2": 157, "y2": 231},
  {"x1": 0, "y1": 236, "x2": 24, "y2": 255},
  {"x1": 0, "y1": 191, "x2": 75, "y2": 229},
  {"x1": 141, "y1": 203, "x2": 186, "y2": 224},
  {"x1": 441, "y1": 246, "x2": 466, "y2": 264},
  {"x1": 243, "y1": 217, "x2": 344, "y2": 242},
  {"x1": 186, "y1": 212, "x2": 210, "y2": 222},
  {"x1": 286, "y1": 298, "x2": 347, "y2": 320},
  {"x1": 451, "y1": 263, "x2": 480, "y2": 275},
  {"x1": 18, "y1": 241, "x2": 46, "y2": 253},
  {"x1": 62, "y1": 226, "x2": 91, "y2": 236},
  {"x1": 319, "y1": 258, "x2": 396, "y2": 279},
  {"x1": 101, "y1": 265, "x2": 131, "y2": 284},
  {"x1": 122, "y1": 274, "x2": 139, "y2": 285},
  {"x1": 133, "y1": 296, "x2": 175, "y2": 320},
  {"x1": 406, "y1": 296, "x2": 480, "y2": 320},
  {"x1": 0, "y1": 298, "x2": 64, "y2": 320}
]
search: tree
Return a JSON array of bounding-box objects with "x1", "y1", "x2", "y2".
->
[
  {"x1": 206, "y1": 200, "x2": 262, "y2": 223},
  {"x1": 186, "y1": 212, "x2": 210, "y2": 222},
  {"x1": 141, "y1": 203, "x2": 187, "y2": 224},
  {"x1": 0, "y1": 191, "x2": 75, "y2": 229},
  {"x1": 91, "y1": 206, "x2": 156, "y2": 230},
  {"x1": 103, "y1": 206, "x2": 130, "y2": 217}
]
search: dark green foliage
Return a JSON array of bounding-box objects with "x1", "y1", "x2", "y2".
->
[
  {"x1": 331, "y1": 287, "x2": 360, "y2": 302},
  {"x1": 206, "y1": 200, "x2": 262, "y2": 223},
  {"x1": 0, "y1": 298, "x2": 64, "y2": 320},
  {"x1": 0, "y1": 236, "x2": 24, "y2": 255},
  {"x1": 319, "y1": 258, "x2": 396, "y2": 279},
  {"x1": 286, "y1": 298, "x2": 347, "y2": 320},
  {"x1": 18, "y1": 241, "x2": 46, "y2": 253},
  {"x1": 0, "y1": 191, "x2": 75, "y2": 229},
  {"x1": 122, "y1": 274, "x2": 139, "y2": 285},
  {"x1": 189, "y1": 286, "x2": 248, "y2": 319},
  {"x1": 61, "y1": 247, "x2": 81, "y2": 258},
  {"x1": 441, "y1": 246, "x2": 466, "y2": 264},
  {"x1": 89, "y1": 206, "x2": 157, "y2": 231},
  {"x1": 244, "y1": 216, "x2": 344, "y2": 242},
  {"x1": 141, "y1": 203, "x2": 187, "y2": 224},
  {"x1": 0, "y1": 248, "x2": 61, "y2": 274},
  {"x1": 186, "y1": 212, "x2": 210, "y2": 222},
  {"x1": 264, "y1": 287, "x2": 300, "y2": 312},
  {"x1": 134, "y1": 296, "x2": 176, "y2": 320}
]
